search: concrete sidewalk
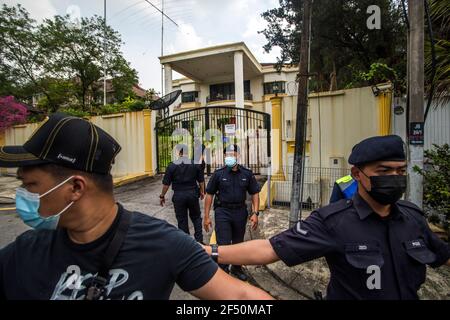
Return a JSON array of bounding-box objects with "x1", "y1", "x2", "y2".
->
[{"x1": 250, "y1": 207, "x2": 450, "y2": 300}]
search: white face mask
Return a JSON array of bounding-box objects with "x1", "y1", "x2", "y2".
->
[{"x1": 15, "y1": 176, "x2": 75, "y2": 230}]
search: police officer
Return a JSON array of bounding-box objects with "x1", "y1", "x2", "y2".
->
[
  {"x1": 203, "y1": 144, "x2": 260, "y2": 281},
  {"x1": 160, "y1": 144, "x2": 205, "y2": 244},
  {"x1": 203, "y1": 135, "x2": 450, "y2": 299},
  {"x1": 329, "y1": 174, "x2": 357, "y2": 203}
]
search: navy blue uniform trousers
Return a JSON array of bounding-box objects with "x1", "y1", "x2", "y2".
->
[
  {"x1": 214, "y1": 207, "x2": 248, "y2": 272},
  {"x1": 172, "y1": 189, "x2": 203, "y2": 242}
]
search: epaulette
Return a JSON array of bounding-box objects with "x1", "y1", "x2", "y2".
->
[
  {"x1": 396, "y1": 200, "x2": 425, "y2": 216},
  {"x1": 317, "y1": 199, "x2": 353, "y2": 220}
]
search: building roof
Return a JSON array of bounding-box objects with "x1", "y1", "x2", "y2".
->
[{"x1": 159, "y1": 42, "x2": 263, "y2": 82}]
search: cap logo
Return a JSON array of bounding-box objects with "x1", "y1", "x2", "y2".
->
[{"x1": 57, "y1": 153, "x2": 76, "y2": 164}]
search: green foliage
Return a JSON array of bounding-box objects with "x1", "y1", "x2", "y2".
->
[
  {"x1": 0, "y1": 4, "x2": 139, "y2": 113},
  {"x1": 260, "y1": 0, "x2": 407, "y2": 92},
  {"x1": 414, "y1": 144, "x2": 450, "y2": 227},
  {"x1": 60, "y1": 107, "x2": 90, "y2": 118},
  {"x1": 346, "y1": 62, "x2": 397, "y2": 88},
  {"x1": 98, "y1": 103, "x2": 125, "y2": 115},
  {"x1": 425, "y1": 0, "x2": 450, "y2": 106},
  {"x1": 121, "y1": 96, "x2": 144, "y2": 111}
]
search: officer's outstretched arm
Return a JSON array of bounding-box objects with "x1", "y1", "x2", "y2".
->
[
  {"x1": 190, "y1": 267, "x2": 274, "y2": 300},
  {"x1": 204, "y1": 239, "x2": 279, "y2": 266}
]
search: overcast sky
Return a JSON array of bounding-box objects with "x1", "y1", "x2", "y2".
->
[{"x1": 4, "y1": 0, "x2": 282, "y2": 93}]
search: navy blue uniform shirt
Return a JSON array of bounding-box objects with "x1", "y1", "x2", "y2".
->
[
  {"x1": 162, "y1": 157, "x2": 204, "y2": 191},
  {"x1": 206, "y1": 165, "x2": 260, "y2": 203},
  {"x1": 270, "y1": 193, "x2": 450, "y2": 300}
]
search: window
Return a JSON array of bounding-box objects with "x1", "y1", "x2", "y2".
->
[
  {"x1": 181, "y1": 91, "x2": 198, "y2": 103},
  {"x1": 264, "y1": 81, "x2": 286, "y2": 95},
  {"x1": 209, "y1": 81, "x2": 251, "y2": 101}
]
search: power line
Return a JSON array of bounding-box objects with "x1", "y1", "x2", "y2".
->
[
  {"x1": 111, "y1": 0, "x2": 143, "y2": 18},
  {"x1": 144, "y1": 0, "x2": 179, "y2": 27}
]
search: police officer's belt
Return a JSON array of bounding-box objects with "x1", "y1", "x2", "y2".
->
[{"x1": 218, "y1": 202, "x2": 246, "y2": 209}]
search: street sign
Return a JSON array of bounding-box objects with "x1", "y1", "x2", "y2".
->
[
  {"x1": 409, "y1": 122, "x2": 424, "y2": 145},
  {"x1": 224, "y1": 124, "x2": 236, "y2": 135}
]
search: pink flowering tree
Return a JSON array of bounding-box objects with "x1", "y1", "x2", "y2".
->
[{"x1": 0, "y1": 96, "x2": 28, "y2": 132}]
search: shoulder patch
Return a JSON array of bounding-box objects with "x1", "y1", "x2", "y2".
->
[
  {"x1": 317, "y1": 199, "x2": 353, "y2": 220},
  {"x1": 397, "y1": 200, "x2": 424, "y2": 216}
]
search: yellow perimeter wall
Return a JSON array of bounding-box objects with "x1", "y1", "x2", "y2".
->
[
  {"x1": 282, "y1": 85, "x2": 392, "y2": 169},
  {"x1": 0, "y1": 110, "x2": 155, "y2": 179}
]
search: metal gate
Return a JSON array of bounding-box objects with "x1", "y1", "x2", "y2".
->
[{"x1": 155, "y1": 107, "x2": 271, "y2": 174}]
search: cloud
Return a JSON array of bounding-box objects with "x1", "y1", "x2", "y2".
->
[
  {"x1": 167, "y1": 20, "x2": 205, "y2": 53},
  {"x1": 243, "y1": 15, "x2": 267, "y2": 39},
  {"x1": 5, "y1": 0, "x2": 58, "y2": 22}
]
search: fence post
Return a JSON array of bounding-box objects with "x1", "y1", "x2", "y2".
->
[
  {"x1": 143, "y1": 109, "x2": 154, "y2": 176},
  {"x1": 205, "y1": 107, "x2": 211, "y2": 175}
]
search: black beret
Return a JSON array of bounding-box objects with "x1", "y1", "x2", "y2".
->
[{"x1": 348, "y1": 135, "x2": 406, "y2": 165}]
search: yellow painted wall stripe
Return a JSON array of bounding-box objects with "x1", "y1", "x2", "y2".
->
[
  {"x1": 143, "y1": 110, "x2": 154, "y2": 175},
  {"x1": 378, "y1": 91, "x2": 392, "y2": 136}
]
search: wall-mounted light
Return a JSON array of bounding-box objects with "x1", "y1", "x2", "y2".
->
[
  {"x1": 371, "y1": 83, "x2": 393, "y2": 96},
  {"x1": 371, "y1": 85, "x2": 381, "y2": 96}
]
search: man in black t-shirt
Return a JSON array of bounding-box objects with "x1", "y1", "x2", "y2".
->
[{"x1": 0, "y1": 113, "x2": 272, "y2": 300}]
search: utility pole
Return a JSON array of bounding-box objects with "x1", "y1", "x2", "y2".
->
[
  {"x1": 103, "y1": 0, "x2": 107, "y2": 106},
  {"x1": 290, "y1": 0, "x2": 311, "y2": 227},
  {"x1": 143, "y1": 0, "x2": 179, "y2": 97},
  {"x1": 406, "y1": 0, "x2": 424, "y2": 208}
]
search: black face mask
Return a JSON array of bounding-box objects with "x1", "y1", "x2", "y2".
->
[{"x1": 359, "y1": 170, "x2": 407, "y2": 205}]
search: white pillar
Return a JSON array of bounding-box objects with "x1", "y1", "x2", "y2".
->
[
  {"x1": 164, "y1": 63, "x2": 173, "y2": 114},
  {"x1": 164, "y1": 63, "x2": 173, "y2": 94},
  {"x1": 234, "y1": 51, "x2": 244, "y2": 108}
]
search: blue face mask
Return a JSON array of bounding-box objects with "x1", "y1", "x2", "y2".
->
[
  {"x1": 224, "y1": 156, "x2": 237, "y2": 168},
  {"x1": 15, "y1": 176, "x2": 75, "y2": 230}
]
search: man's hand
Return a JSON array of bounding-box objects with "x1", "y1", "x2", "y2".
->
[
  {"x1": 249, "y1": 214, "x2": 258, "y2": 230},
  {"x1": 159, "y1": 195, "x2": 165, "y2": 207},
  {"x1": 204, "y1": 216, "x2": 212, "y2": 232},
  {"x1": 200, "y1": 192, "x2": 205, "y2": 200}
]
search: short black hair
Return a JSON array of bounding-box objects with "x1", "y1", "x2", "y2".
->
[
  {"x1": 223, "y1": 144, "x2": 240, "y2": 154},
  {"x1": 38, "y1": 163, "x2": 114, "y2": 194}
]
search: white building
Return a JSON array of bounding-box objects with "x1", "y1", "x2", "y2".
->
[{"x1": 159, "y1": 42, "x2": 298, "y2": 115}]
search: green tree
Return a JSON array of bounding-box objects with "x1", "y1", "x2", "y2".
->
[
  {"x1": 0, "y1": 5, "x2": 52, "y2": 106},
  {"x1": 260, "y1": 0, "x2": 406, "y2": 92},
  {"x1": 38, "y1": 14, "x2": 138, "y2": 110},
  {"x1": 425, "y1": 0, "x2": 450, "y2": 106},
  {"x1": 0, "y1": 4, "x2": 138, "y2": 112},
  {"x1": 414, "y1": 144, "x2": 450, "y2": 231}
]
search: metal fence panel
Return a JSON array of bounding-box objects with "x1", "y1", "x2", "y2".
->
[
  {"x1": 272, "y1": 166, "x2": 351, "y2": 210},
  {"x1": 155, "y1": 106, "x2": 271, "y2": 174}
]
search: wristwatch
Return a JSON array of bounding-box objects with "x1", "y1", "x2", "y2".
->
[
  {"x1": 251, "y1": 211, "x2": 260, "y2": 217},
  {"x1": 210, "y1": 244, "x2": 219, "y2": 263}
]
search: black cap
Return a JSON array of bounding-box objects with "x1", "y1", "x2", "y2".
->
[
  {"x1": 348, "y1": 135, "x2": 406, "y2": 166},
  {"x1": 0, "y1": 113, "x2": 121, "y2": 174}
]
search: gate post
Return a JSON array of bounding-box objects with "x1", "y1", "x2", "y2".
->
[
  {"x1": 205, "y1": 107, "x2": 211, "y2": 175},
  {"x1": 143, "y1": 109, "x2": 155, "y2": 176},
  {"x1": 271, "y1": 96, "x2": 285, "y2": 180}
]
